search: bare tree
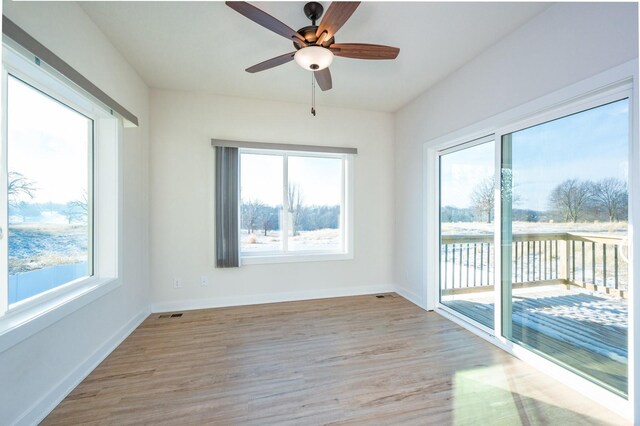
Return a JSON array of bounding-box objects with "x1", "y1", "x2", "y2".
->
[
  {"x1": 287, "y1": 183, "x2": 304, "y2": 236},
  {"x1": 260, "y1": 207, "x2": 278, "y2": 236},
  {"x1": 62, "y1": 206, "x2": 84, "y2": 224},
  {"x1": 470, "y1": 177, "x2": 495, "y2": 223},
  {"x1": 63, "y1": 191, "x2": 89, "y2": 224},
  {"x1": 549, "y1": 179, "x2": 592, "y2": 223},
  {"x1": 590, "y1": 178, "x2": 627, "y2": 222},
  {"x1": 70, "y1": 191, "x2": 89, "y2": 214},
  {"x1": 241, "y1": 199, "x2": 264, "y2": 234},
  {"x1": 14, "y1": 201, "x2": 41, "y2": 222},
  {"x1": 8, "y1": 172, "x2": 36, "y2": 207}
]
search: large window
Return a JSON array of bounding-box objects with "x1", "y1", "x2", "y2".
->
[
  {"x1": 239, "y1": 149, "x2": 350, "y2": 259},
  {"x1": 6, "y1": 75, "x2": 93, "y2": 305},
  {"x1": 0, "y1": 43, "x2": 121, "y2": 323}
]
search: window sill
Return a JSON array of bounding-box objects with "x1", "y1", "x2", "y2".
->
[
  {"x1": 0, "y1": 277, "x2": 120, "y2": 353},
  {"x1": 241, "y1": 252, "x2": 353, "y2": 265}
]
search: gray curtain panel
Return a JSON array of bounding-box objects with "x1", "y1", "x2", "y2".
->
[{"x1": 215, "y1": 146, "x2": 240, "y2": 267}]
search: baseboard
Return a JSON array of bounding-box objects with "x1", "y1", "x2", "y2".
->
[
  {"x1": 151, "y1": 284, "x2": 395, "y2": 313},
  {"x1": 13, "y1": 309, "x2": 149, "y2": 426},
  {"x1": 394, "y1": 285, "x2": 426, "y2": 310}
]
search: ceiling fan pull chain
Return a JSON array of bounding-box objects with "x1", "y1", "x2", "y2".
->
[{"x1": 311, "y1": 72, "x2": 316, "y2": 116}]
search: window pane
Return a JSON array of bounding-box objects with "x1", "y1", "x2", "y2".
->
[
  {"x1": 439, "y1": 141, "x2": 495, "y2": 329},
  {"x1": 501, "y1": 99, "x2": 629, "y2": 396},
  {"x1": 240, "y1": 153, "x2": 283, "y2": 253},
  {"x1": 7, "y1": 75, "x2": 92, "y2": 305},
  {"x1": 288, "y1": 156, "x2": 342, "y2": 252}
]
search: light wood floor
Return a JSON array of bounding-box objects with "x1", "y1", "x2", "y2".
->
[{"x1": 44, "y1": 294, "x2": 628, "y2": 425}]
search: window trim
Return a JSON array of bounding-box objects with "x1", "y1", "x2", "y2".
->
[
  {"x1": 238, "y1": 148, "x2": 354, "y2": 265},
  {"x1": 0, "y1": 44, "x2": 122, "y2": 352}
]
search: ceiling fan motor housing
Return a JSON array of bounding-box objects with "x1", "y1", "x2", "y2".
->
[
  {"x1": 294, "y1": 25, "x2": 335, "y2": 48},
  {"x1": 295, "y1": 2, "x2": 334, "y2": 49}
]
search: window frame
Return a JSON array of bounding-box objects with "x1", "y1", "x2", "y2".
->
[
  {"x1": 3, "y1": 71, "x2": 96, "y2": 313},
  {"x1": 0, "y1": 43, "x2": 121, "y2": 350},
  {"x1": 238, "y1": 147, "x2": 354, "y2": 265},
  {"x1": 492, "y1": 86, "x2": 633, "y2": 334},
  {"x1": 436, "y1": 135, "x2": 496, "y2": 337}
]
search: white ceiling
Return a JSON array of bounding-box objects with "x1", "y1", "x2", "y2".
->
[{"x1": 80, "y1": 2, "x2": 551, "y2": 112}]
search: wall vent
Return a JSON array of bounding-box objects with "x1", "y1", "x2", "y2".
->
[{"x1": 376, "y1": 295, "x2": 385, "y2": 299}]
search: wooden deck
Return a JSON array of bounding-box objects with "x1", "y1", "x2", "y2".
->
[
  {"x1": 444, "y1": 288, "x2": 627, "y2": 394},
  {"x1": 43, "y1": 294, "x2": 627, "y2": 425}
]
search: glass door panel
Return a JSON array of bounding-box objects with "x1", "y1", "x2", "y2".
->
[
  {"x1": 501, "y1": 99, "x2": 629, "y2": 396},
  {"x1": 439, "y1": 140, "x2": 495, "y2": 329}
]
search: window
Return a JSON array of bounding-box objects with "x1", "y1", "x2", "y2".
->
[
  {"x1": 239, "y1": 149, "x2": 351, "y2": 261},
  {"x1": 6, "y1": 75, "x2": 93, "y2": 305},
  {"x1": 0, "y1": 43, "x2": 121, "y2": 322}
]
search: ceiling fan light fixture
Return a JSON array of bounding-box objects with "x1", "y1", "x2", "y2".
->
[{"x1": 294, "y1": 46, "x2": 334, "y2": 71}]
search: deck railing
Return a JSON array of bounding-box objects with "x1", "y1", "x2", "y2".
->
[{"x1": 440, "y1": 232, "x2": 627, "y2": 298}]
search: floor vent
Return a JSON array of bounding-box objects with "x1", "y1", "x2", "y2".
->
[
  {"x1": 159, "y1": 313, "x2": 184, "y2": 319},
  {"x1": 376, "y1": 295, "x2": 385, "y2": 299}
]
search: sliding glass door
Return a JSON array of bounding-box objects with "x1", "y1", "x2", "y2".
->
[
  {"x1": 439, "y1": 138, "x2": 495, "y2": 330},
  {"x1": 500, "y1": 98, "x2": 630, "y2": 396},
  {"x1": 436, "y1": 91, "x2": 631, "y2": 399}
]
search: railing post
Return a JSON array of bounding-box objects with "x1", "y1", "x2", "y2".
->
[{"x1": 558, "y1": 238, "x2": 571, "y2": 289}]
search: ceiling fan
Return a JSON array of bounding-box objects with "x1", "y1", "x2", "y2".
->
[{"x1": 226, "y1": 1, "x2": 400, "y2": 92}]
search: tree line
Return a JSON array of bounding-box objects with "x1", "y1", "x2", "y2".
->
[
  {"x1": 242, "y1": 184, "x2": 339, "y2": 236},
  {"x1": 455, "y1": 176, "x2": 627, "y2": 223},
  {"x1": 548, "y1": 177, "x2": 627, "y2": 222},
  {"x1": 241, "y1": 202, "x2": 340, "y2": 236},
  {"x1": 9, "y1": 200, "x2": 88, "y2": 224}
]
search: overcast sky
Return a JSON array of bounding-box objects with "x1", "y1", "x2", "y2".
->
[{"x1": 8, "y1": 75, "x2": 90, "y2": 204}]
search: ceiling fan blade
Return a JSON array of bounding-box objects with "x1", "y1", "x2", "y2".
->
[
  {"x1": 226, "y1": 2, "x2": 306, "y2": 44},
  {"x1": 245, "y1": 52, "x2": 296, "y2": 73},
  {"x1": 315, "y1": 2, "x2": 360, "y2": 41},
  {"x1": 314, "y1": 68, "x2": 332, "y2": 91},
  {"x1": 329, "y1": 43, "x2": 400, "y2": 60}
]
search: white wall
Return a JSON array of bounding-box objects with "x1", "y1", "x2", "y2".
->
[
  {"x1": 150, "y1": 89, "x2": 394, "y2": 310},
  {"x1": 0, "y1": 2, "x2": 150, "y2": 424},
  {"x1": 394, "y1": 2, "x2": 639, "y2": 306}
]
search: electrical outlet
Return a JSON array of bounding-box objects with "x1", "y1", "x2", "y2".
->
[
  {"x1": 200, "y1": 275, "x2": 209, "y2": 287},
  {"x1": 173, "y1": 278, "x2": 183, "y2": 289}
]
